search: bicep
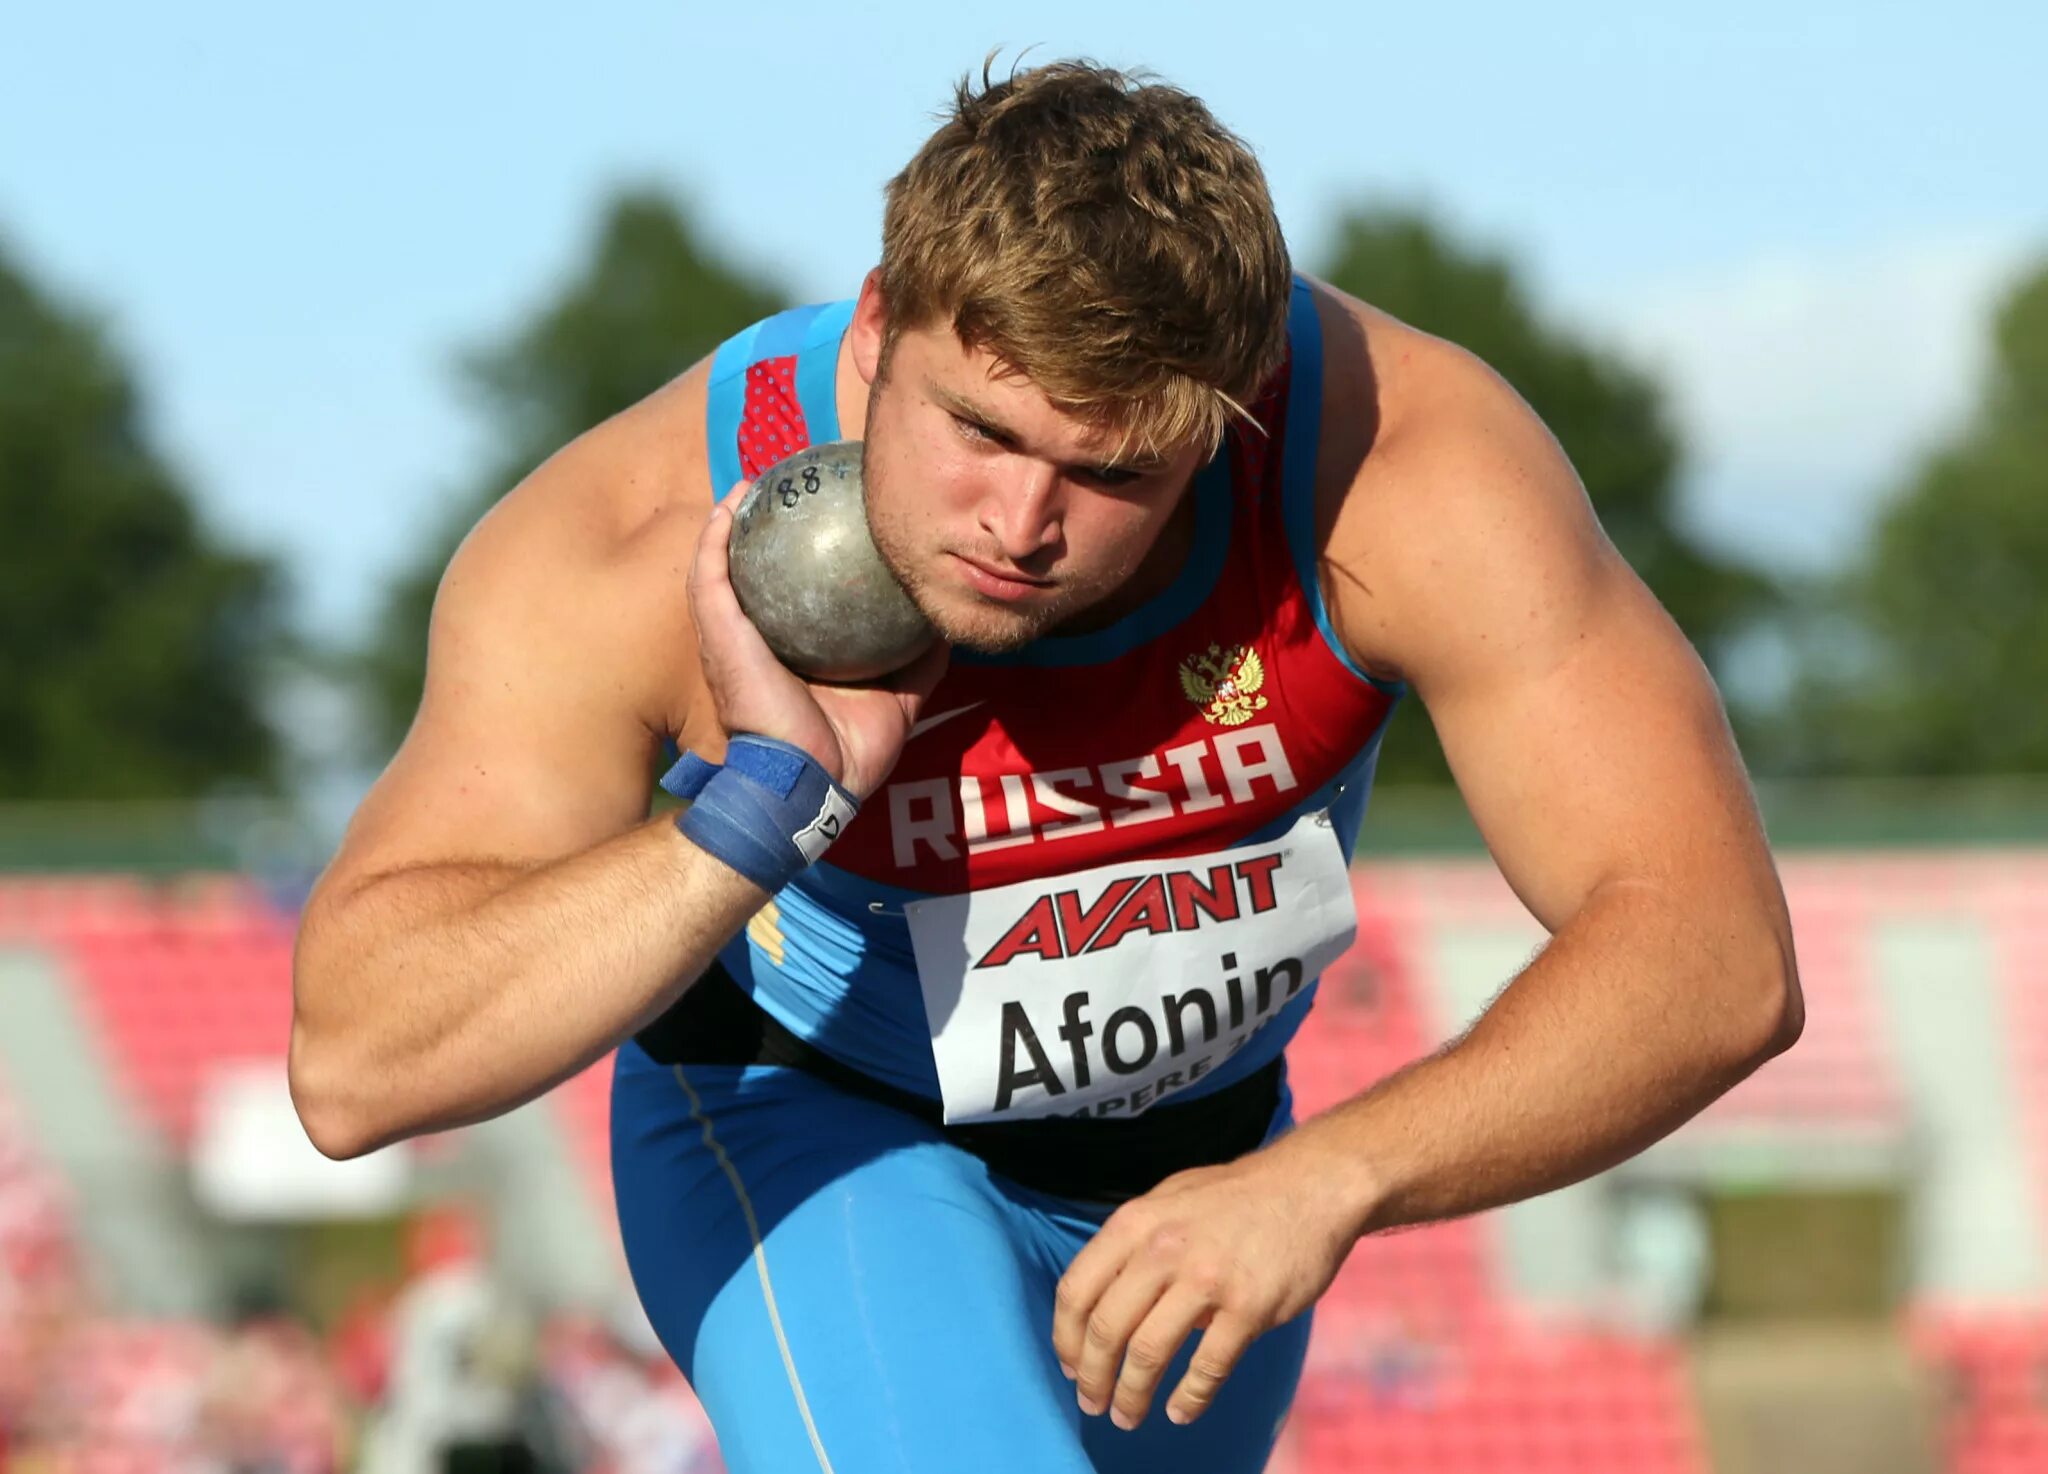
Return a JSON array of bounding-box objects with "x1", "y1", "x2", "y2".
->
[
  {"x1": 1335, "y1": 350, "x2": 1779, "y2": 934},
  {"x1": 1420, "y1": 554, "x2": 1772, "y2": 933}
]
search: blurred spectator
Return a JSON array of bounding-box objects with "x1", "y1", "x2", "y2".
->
[
  {"x1": 0, "y1": 1090, "x2": 86, "y2": 1474},
  {"x1": 361, "y1": 1206, "x2": 549, "y2": 1474},
  {"x1": 535, "y1": 1309, "x2": 721, "y2": 1474},
  {"x1": 327, "y1": 1286, "x2": 396, "y2": 1411},
  {"x1": 193, "y1": 1285, "x2": 343, "y2": 1474},
  {"x1": 1359, "y1": 1307, "x2": 1450, "y2": 1411}
]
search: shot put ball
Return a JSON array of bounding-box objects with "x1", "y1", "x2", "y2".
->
[{"x1": 726, "y1": 439, "x2": 937, "y2": 682}]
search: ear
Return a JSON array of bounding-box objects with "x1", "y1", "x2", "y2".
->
[{"x1": 851, "y1": 268, "x2": 887, "y2": 385}]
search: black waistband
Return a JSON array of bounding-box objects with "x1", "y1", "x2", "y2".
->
[{"x1": 634, "y1": 960, "x2": 1283, "y2": 1205}]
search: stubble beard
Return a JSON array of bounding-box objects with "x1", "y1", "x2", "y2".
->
[{"x1": 865, "y1": 506, "x2": 1088, "y2": 654}]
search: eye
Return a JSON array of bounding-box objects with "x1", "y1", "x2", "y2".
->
[
  {"x1": 1082, "y1": 466, "x2": 1143, "y2": 489},
  {"x1": 951, "y1": 414, "x2": 998, "y2": 444}
]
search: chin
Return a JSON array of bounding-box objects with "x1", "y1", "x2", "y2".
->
[
  {"x1": 917, "y1": 589, "x2": 1058, "y2": 653},
  {"x1": 873, "y1": 531, "x2": 1099, "y2": 653}
]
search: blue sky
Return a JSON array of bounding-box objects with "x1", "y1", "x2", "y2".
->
[{"x1": 4, "y1": 1, "x2": 2042, "y2": 640}]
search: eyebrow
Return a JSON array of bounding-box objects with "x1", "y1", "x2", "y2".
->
[{"x1": 924, "y1": 379, "x2": 1169, "y2": 476}]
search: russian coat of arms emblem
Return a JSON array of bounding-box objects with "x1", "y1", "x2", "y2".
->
[{"x1": 1179, "y1": 642, "x2": 1268, "y2": 726}]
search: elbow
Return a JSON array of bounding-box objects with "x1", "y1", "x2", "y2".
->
[
  {"x1": 1731, "y1": 924, "x2": 1804, "y2": 1068},
  {"x1": 1765, "y1": 969, "x2": 1806, "y2": 1059},
  {"x1": 288, "y1": 1017, "x2": 396, "y2": 1162},
  {"x1": 289, "y1": 915, "x2": 419, "y2": 1160}
]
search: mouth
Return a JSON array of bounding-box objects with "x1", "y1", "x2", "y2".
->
[{"x1": 950, "y1": 552, "x2": 1055, "y2": 604}]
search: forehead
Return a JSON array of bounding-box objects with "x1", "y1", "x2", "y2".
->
[{"x1": 887, "y1": 320, "x2": 1183, "y2": 467}]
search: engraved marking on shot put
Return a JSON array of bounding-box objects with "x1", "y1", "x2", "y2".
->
[{"x1": 728, "y1": 440, "x2": 937, "y2": 683}]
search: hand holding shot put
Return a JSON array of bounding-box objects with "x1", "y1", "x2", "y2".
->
[{"x1": 689, "y1": 445, "x2": 947, "y2": 801}]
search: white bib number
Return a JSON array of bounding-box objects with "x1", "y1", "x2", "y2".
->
[{"x1": 904, "y1": 811, "x2": 1357, "y2": 1124}]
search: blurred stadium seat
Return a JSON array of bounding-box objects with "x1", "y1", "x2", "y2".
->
[{"x1": 3, "y1": 854, "x2": 2046, "y2": 1471}]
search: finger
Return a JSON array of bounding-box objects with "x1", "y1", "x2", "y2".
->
[
  {"x1": 688, "y1": 490, "x2": 776, "y2": 669},
  {"x1": 688, "y1": 480, "x2": 756, "y2": 603},
  {"x1": 1108, "y1": 1283, "x2": 1215, "y2": 1431},
  {"x1": 689, "y1": 490, "x2": 738, "y2": 598},
  {"x1": 1052, "y1": 1218, "x2": 1142, "y2": 1376},
  {"x1": 1071, "y1": 1257, "x2": 1175, "y2": 1419},
  {"x1": 1165, "y1": 1313, "x2": 1259, "y2": 1427}
]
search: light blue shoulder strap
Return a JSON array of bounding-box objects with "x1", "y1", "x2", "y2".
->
[
  {"x1": 704, "y1": 300, "x2": 856, "y2": 495},
  {"x1": 1279, "y1": 275, "x2": 1404, "y2": 694},
  {"x1": 796, "y1": 299, "x2": 855, "y2": 443}
]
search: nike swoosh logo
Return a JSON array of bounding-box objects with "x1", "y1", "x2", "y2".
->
[{"x1": 908, "y1": 702, "x2": 987, "y2": 740}]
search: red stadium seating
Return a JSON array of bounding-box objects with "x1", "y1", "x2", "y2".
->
[
  {"x1": 0, "y1": 877, "x2": 297, "y2": 1145},
  {"x1": 1911, "y1": 1310, "x2": 2048, "y2": 1474},
  {"x1": 1991, "y1": 863, "x2": 2048, "y2": 1242},
  {"x1": 1292, "y1": 1329, "x2": 1707, "y2": 1474}
]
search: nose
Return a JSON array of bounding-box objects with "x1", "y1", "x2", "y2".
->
[{"x1": 977, "y1": 462, "x2": 1064, "y2": 565}]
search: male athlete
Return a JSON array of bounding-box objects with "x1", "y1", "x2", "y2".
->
[{"x1": 291, "y1": 61, "x2": 1802, "y2": 1473}]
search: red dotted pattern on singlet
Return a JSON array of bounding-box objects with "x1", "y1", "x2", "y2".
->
[
  {"x1": 1228, "y1": 361, "x2": 1291, "y2": 499},
  {"x1": 736, "y1": 356, "x2": 809, "y2": 481}
]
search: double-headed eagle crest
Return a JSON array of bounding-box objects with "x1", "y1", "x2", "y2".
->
[{"x1": 1179, "y1": 642, "x2": 1268, "y2": 726}]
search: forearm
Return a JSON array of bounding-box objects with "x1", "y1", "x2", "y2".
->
[
  {"x1": 1277, "y1": 880, "x2": 1800, "y2": 1237},
  {"x1": 290, "y1": 814, "x2": 764, "y2": 1156}
]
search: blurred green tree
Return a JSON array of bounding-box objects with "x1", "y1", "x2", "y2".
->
[
  {"x1": 1779, "y1": 258, "x2": 2048, "y2": 776},
  {"x1": 0, "y1": 240, "x2": 284, "y2": 799},
  {"x1": 1317, "y1": 207, "x2": 1778, "y2": 784},
  {"x1": 364, "y1": 188, "x2": 787, "y2": 748}
]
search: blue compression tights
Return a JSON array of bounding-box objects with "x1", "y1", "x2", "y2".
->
[{"x1": 610, "y1": 1040, "x2": 1311, "y2": 1473}]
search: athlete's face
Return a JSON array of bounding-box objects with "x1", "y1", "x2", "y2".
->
[{"x1": 850, "y1": 280, "x2": 1206, "y2": 653}]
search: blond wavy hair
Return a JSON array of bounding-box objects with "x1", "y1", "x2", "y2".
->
[{"x1": 879, "y1": 59, "x2": 1293, "y2": 460}]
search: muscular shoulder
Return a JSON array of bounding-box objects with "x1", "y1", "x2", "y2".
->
[
  {"x1": 320, "y1": 361, "x2": 728, "y2": 882},
  {"x1": 1305, "y1": 278, "x2": 1622, "y2": 696},
  {"x1": 430, "y1": 359, "x2": 722, "y2": 748}
]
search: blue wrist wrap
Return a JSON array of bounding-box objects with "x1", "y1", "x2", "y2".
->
[
  {"x1": 665, "y1": 736, "x2": 859, "y2": 893},
  {"x1": 659, "y1": 750, "x2": 724, "y2": 801}
]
